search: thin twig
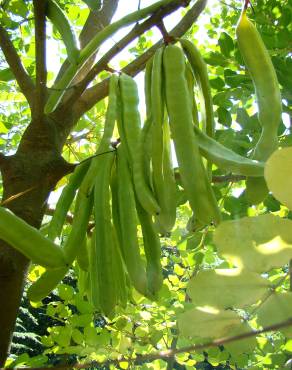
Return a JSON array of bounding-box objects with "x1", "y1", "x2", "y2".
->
[
  {"x1": 5, "y1": 318, "x2": 292, "y2": 370},
  {"x1": 212, "y1": 174, "x2": 245, "y2": 183},
  {"x1": 218, "y1": 0, "x2": 239, "y2": 11}
]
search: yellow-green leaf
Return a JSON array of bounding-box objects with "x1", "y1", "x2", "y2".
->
[
  {"x1": 256, "y1": 292, "x2": 292, "y2": 337},
  {"x1": 178, "y1": 306, "x2": 240, "y2": 339},
  {"x1": 213, "y1": 214, "x2": 292, "y2": 272},
  {"x1": 224, "y1": 322, "x2": 257, "y2": 356},
  {"x1": 264, "y1": 147, "x2": 292, "y2": 210},
  {"x1": 187, "y1": 268, "x2": 270, "y2": 309}
]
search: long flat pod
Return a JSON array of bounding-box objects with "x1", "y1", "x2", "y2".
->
[
  {"x1": 236, "y1": 7, "x2": 281, "y2": 141},
  {"x1": 181, "y1": 39, "x2": 214, "y2": 178},
  {"x1": 184, "y1": 61, "x2": 200, "y2": 126},
  {"x1": 27, "y1": 266, "x2": 68, "y2": 302},
  {"x1": 45, "y1": 0, "x2": 79, "y2": 64},
  {"x1": 0, "y1": 207, "x2": 66, "y2": 268},
  {"x1": 48, "y1": 160, "x2": 90, "y2": 241},
  {"x1": 163, "y1": 44, "x2": 221, "y2": 225},
  {"x1": 111, "y1": 228, "x2": 128, "y2": 308},
  {"x1": 27, "y1": 189, "x2": 94, "y2": 301},
  {"x1": 180, "y1": 38, "x2": 215, "y2": 139},
  {"x1": 115, "y1": 144, "x2": 148, "y2": 296},
  {"x1": 118, "y1": 73, "x2": 160, "y2": 215},
  {"x1": 142, "y1": 58, "x2": 154, "y2": 190},
  {"x1": 193, "y1": 125, "x2": 265, "y2": 177},
  {"x1": 88, "y1": 229, "x2": 99, "y2": 308},
  {"x1": 144, "y1": 57, "x2": 154, "y2": 120},
  {"x1": 76, "y1": 235, "x2": 89, "y2": 271},
  {"x1": 151, "y1": 47, "x2": 167, "y2": 229},
  {"x1": 77, "y1": 265, "x2": 89, "y2": 298},
  {"x1": 236, "y1": 5, "x2": 282, "y2": 203},
  {"x1": 160, "y1": 118, "x2": 177, "y2": 231},
  {"x1": 136, "y1": 199, "x2": 163, "y2": 299},
  {"x1": 93, "y1": 150, "x2": 117, "y2": 315},
  {"x1": 27, "y1": 74, "x2": 117, "y2": 301},
  {"x1": 110, "y1": 158, "x2": 132, "y2": 307},
  {"x1": 48, "y1": 74, "x2": 117, "y2": 242},
  {"x1": 80, "y1": 74, "x2": 118, "y2": 197}
]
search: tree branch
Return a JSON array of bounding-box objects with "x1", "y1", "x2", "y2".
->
[
  {"x1": 33, "y1": 0, "x2": 48, "y2": 118},
  {"x1": 54, "y1": 0, "x2": 119, "y2": 88},
  {"x1": 212, "y1": 174, "x2": 245, "y2": 183},
  {"x1": 71, "y1": 0, "x2": 208, "y2": 121},
  {"x1": 56, "y1": 0, "x2": 192, "y2": 115},
  {"x1": 9, "y1": 318, "x2": 292, "y2": 370},
  {"x1": 0, "y1": 25, "x2": 35, "y2": 107},
  {"x1": 79, "y1": 0, "x2": 119, "y2": 48},
  {"x1": 46, "y1": 0, "x2": 183, "y2": 115}
]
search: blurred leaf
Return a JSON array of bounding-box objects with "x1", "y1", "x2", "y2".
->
[
  {"x1": 256, "y1": 292, "x2": 292, "y2": 337},
  {"x1": 218, "y1": 32, "x2": 234, "y2": 57},
  {"x1": 187, "y1": 268, "x2": 270, "y2": 309},
  {"x1": 217, "y1": 106, "x2": 232, "y2": 127},
  {"x1": 264, "y1": 147, "x2": 292, "y2": 210},
  {"x1": 224, "y1": 323, "x2": 257, "y2": 356},
  {"x1": 214, "y1": 214, "x2": 292, "y2": 272},
  {"x1": 178, "y1": 307, "x2": 240, "y2": 339},
  {"x1": 0, "y1": 68, "x2": 14, "y2": 82}
]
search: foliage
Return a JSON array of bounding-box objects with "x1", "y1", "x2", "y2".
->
[{"x1": 1, "y1": 0, "x2": 292, "y2": 369}]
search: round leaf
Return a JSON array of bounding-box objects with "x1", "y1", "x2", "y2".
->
[
  {"x1": 187, "y1": 268, "x2": 270, "y2": 309},
  {"x1": 213, "y1": 214, "x2": 292, "y2": 272},
  {"x1": 178, "y1": 307, "x2": 240, "y2": 339},
  {"x1": 256, "y1": 292, "x2": 292, "y2": 338},
  {"x1": 264, "y1": 147, "x2": 292, "y2": 210}
]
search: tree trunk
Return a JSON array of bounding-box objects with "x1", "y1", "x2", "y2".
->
[{"x1": 0, "y1": 117, "x2": 72, "y2": 366}]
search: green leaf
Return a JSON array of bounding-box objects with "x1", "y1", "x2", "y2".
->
[
  {"x1": 213, "y1": 214, "x2": 292, "y2": 272},
  {"x1": 50, "y1": 326, "x2": 72, "y2": 347},
  {"x1": 0, "y1": 68, "x2": 14, "y2": 82},
  {"x1": 74, "y1": 295, "x2": 93, "y2": 314},
  {"x1": 283, "y1": 339, "x2": 292, "y2": 352},
  {"x1": 218, "y1": 32, "x2": 234, "y2": 57},
  {"x1": 72, "y1": 328, "x2": 84, "y2": 345},
  {"x1": 58, "y1": 284, "x2": 74, "y2": 301},
  {"x1": 236, "y1": 108, "x2": 250, "y2": 129},
  {"x1": 204, "y1": 51, "x2": 228, "y2": 67},
  {"x1": 178, "y1": 306, "x2": 240, "y2": 339},
  {"x1": 84, "y1": 325, "x2": 98, "y2": 346},
  {"x1": 187, "y1": 268, "x2": 270, "y2": 309},
  {"x1": 256, "y1": 292, "x2": 292, "y2": 337},
  {"x1": 209, "y1": 77, "x2": 225, "y2": 90},
  {"x1": 224, "y1": 323, "x2": 257, "y2": 356},
  {"x1": 69, "y1": 313, "x2": 92, "y2": 327},
  {"x1": 224, "y1": 69, "x2": 251, "y2": 88},
  {"x1": 217, "y1": 106, "x2": 232, "y2": 127},
  {"x1": 8, "y1": 0, "x2": 28, "y2": 17},
  {"x1": 264, "y1": 147, "x2": 292, "y2": 210}
]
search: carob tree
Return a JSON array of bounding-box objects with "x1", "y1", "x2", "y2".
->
[{"x1": 0, "y1": 0, "x2": 208, "y2": 365}]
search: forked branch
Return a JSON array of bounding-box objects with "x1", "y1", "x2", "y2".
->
[{"x1": 70, "y1": 0, "x2": 208, "y2": 121}]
